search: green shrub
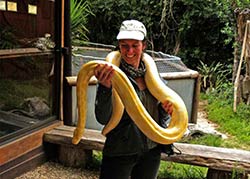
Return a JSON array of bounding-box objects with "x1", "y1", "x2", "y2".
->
[
  {"x1": 71, "y1": 0, "x2": 93, "y2": 45},
  {"x1": 198, "y1": 61, "x2": 232, "y2": 93},
  {"x1": 202, "y1": 86, "x2": 250, "y2": 150},
  {"x1": 158, "y1": 161, "x2": 207, "y2": 179},
  {"x1": 0, "y1": 25, "x2": 19, "y2": 49},
  {"x1": 87, "y1": 0, "x2": 249, "y2": 70}
]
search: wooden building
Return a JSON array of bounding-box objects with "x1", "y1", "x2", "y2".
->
[
  {"x1": 0, "y1": 0, "x2": 54, "y2": 38},
  {"x1": 0, "y1": 0, "x2": 71, "y2": 178}
]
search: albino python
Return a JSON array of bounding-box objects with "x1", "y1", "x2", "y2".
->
[{"x1": 72, "y1": 51, "x2": 188, "y2": 145}]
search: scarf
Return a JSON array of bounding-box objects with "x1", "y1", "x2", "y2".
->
[{"x1": 120, "y1": 58, "x2": 146, "y2": 79}]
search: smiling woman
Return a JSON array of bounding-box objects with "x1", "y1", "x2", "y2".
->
[{"x1": 84, "y1": 19, "x2": 186, "y2": 179}]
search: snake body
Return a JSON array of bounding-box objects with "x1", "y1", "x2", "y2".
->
[{"x1": 72, "y1": 51, "x2": 188, "y2": 145}]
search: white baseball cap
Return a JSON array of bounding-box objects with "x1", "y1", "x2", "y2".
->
[{"x1": 116, "y1": 20, "x2": 147, "y2": 40}]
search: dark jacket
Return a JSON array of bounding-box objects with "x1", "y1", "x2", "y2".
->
[{"x1": 95, "y1": 67, "x2": 170, "y2": 157}]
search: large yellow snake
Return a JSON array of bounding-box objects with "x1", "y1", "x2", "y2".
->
[{"x1": 72, "y1": 51, "x2": 188, "y2": 145}]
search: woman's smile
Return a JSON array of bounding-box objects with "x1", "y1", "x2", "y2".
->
[{"x1": 119, "y1": 39, "x2": 146, "y2": 68}]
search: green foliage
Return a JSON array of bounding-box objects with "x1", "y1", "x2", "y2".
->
[
  {"x1": 70, "y1": 0, "x2": 93, "y2": 45},
  {"x1": 181, "y1": 134, "x2": 224, "y2": 147},
  {"x1": 87, "y1": 0, "x2": 162, "y2": 46},
  {"x1": 0, "y1": 25, "x2": 19, "y2": 49},
  {"x1": 85, "y1": 150, "x2": 102, "y2": 171},
  {"x1": 158, "y1": 161, "x2": 207, "y2": 179},
  {"x1": 86, "y1": 0, "x2": 250, "y2": 70},
  {"x1": 174, "y1": 0, "x2": 239, "y2": 69},
  {"x1": 197, "y1": 61, "x2": 232, "y2": 92},
  {"x1": 202, "y1": 87, "x2": 250, "y2": 150},
  {"x1": 207, "y1": 102, "x2": 250, "y2": 149}
]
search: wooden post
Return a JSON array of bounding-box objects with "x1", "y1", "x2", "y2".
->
[
  {"x1": 207, "y1": 168, "x2": 248, "y2": 179},
  {"x1": 58, "y1": 145, "x2": 93, "y2": 168},
  {"x1": 234, "y1": 20, "x2": 250, "y2": 111}
]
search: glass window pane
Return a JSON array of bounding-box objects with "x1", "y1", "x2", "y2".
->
[
  {"x1": 0, "y1": 0, "x2": 54, "y2": 50},
  {"x1": 0, "y1": 1, "x2": 6, "y2": 10},
  {"x1": 0, "y1": 54, "x2": 56, "y2": 137},
  {"x1": 28, "y1": 4, "x2": 37, "y2": 15},
  {"x1": 7, "y1": 1, "x2": 17, "y2": 12},
  {"x1": 0, "y1": 0, "x2": 56, "y2": 140}
]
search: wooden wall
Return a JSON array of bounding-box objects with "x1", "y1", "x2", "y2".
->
[{"x1": 0, "y1": 0, "x2": 54, "y2": 38}]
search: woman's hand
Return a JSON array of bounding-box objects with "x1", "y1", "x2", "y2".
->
[
  {"x1": 94, "y1": 64, "x2": 115, "y2": 88},
  {"x1": 161, "y1": 101, "x2": 173, "y2": 116}
]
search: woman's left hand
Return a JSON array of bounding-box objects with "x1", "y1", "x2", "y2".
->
[{"x1": 161, "y1": 101, "x2": 173, "y2": 115}]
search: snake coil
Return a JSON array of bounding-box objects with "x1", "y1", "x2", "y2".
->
[{"x1": 72, "y1": 51, "x2": 188, "y2": 145}]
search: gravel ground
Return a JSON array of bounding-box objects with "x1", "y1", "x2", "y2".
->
[{"x1": 15, "y1": 162, "x2": 99, "y2": 179}]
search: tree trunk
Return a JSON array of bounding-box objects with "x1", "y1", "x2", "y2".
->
[
  {"x1": 233, "y1": 8, "x2": 250, "y2": 109},
  {"x1": 207, "y1": 168, "x2": 248, "y2": 179}
]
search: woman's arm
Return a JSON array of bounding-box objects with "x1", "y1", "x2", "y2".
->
[
  {"x1": 94, "y1": 63, "x2": 115, "y2": 125},
  {"x1": 158, "y1": 104, "x2": 171, "y2": 128}
]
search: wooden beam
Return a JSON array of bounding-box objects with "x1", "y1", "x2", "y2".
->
[
  {"x1": 161, "y1": 143, "x2": 250, "y2": 173},
  {"x1": 43, "y1": 125, "x2": 250, "y2": 173},
  {"x1": 0, "y1": 147, "x2": 47, "y2": 179},
  {"x1": 74, "y1": 46, "x2": 114, "y2": 52},
  {"x1": 191, "y1": 74, "x2": 201, "y2": 123},
  {"x1": 0, "y1": 121, "x2": 62, "y2": 165},
  {"x1": 44, "y1": 125, "x2": 105, "y2": 151},
  {"x1": 160, "y1": 70, "x2": 199, "y2": 80},
  {"x1": 65, "y1": 70, "x2": 199, "y2": 87},
  {"x1": 65, "y1": 76, "x2": 98, "y2": 86},
  {"x1": 0, "y1": 48, "x2": 53, "y2": 59}
]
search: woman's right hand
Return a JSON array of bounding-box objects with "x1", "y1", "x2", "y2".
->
[
  {"x1": 161, "y1": 101, "x2": 173, "y2": 116},
  {"x1": 94, "y1": 64, "x2": 115, "y2": 88}
]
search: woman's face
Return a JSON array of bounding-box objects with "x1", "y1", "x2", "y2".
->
[{"x1": 119, "y1": 39, "x2": 146, "y2": 68}]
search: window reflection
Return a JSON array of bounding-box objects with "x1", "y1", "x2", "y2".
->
[
  {"x1": 0, "y1": 0, "x2": 54, "y2": 49},
  {"x1": 0, "y1": 0, "x2": 56, "y2": 140},
  {"x1": 0, "y1": 54, "x2": 55, "y2": 137},
  {"x1": 0, "y1": 1, "x2": 6, "y2": 10},
  {"x1": 28, "y1": 4, "x2": 37, "y2": 15},
  {"x1": 7, "y1": 1, "x2": 17, "y2": 11}
]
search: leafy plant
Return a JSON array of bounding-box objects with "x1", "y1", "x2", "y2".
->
[
  {"x1": 87, "y1": 0, "x2": 164, "y2": 46},
  {"x1": 200, "y1": 88, "x2": 250, "y2": 150},
  {"x1": 70, "y1": 0, "x2": 93, "y2": 45},
  {"x1": 0, "y1": 25, "x2": 19, "y2": 49},
  {"x1": 158, "y1": 161, "x2": 207, "y2": 179},
  {"x1": 197, "y1": 61, "x2": 232, "y2": 93},
  {"x1": 87, "y1": 0, "x2": 248, "y2": 70}
]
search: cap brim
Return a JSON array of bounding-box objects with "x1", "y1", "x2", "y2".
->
[{"x1": 116, "y1": 31, "x2": 144, "y2": 40}]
